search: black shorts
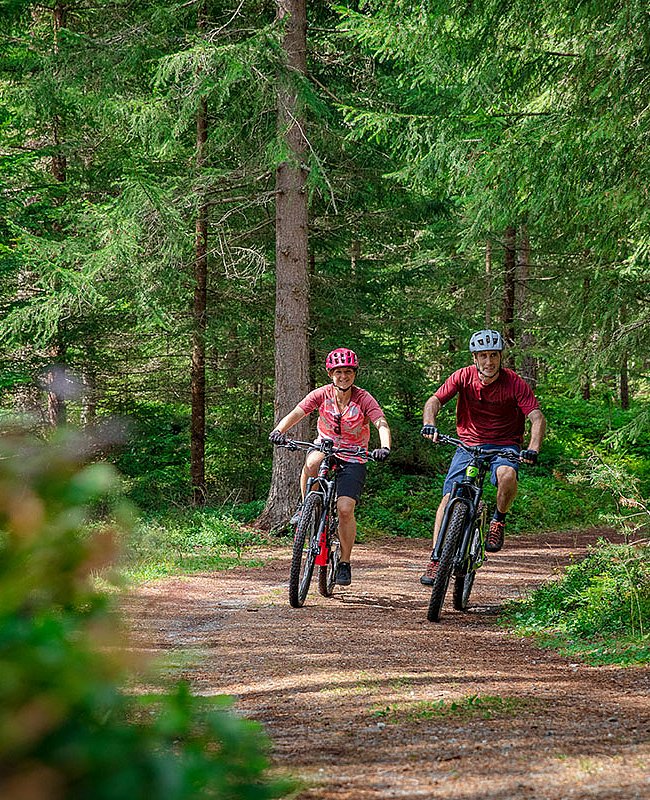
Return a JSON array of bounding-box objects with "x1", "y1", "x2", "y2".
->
[{"x1": 334, "y1": 458, "x2": 367, "y2": 502}]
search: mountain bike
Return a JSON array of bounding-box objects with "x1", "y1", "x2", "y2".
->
[
  {"x1": 423, "y1": 433, "x2": 524, "y2": 622},
  {"x1": 274, "y1": 438, "x2": 376, "y2": 608}
]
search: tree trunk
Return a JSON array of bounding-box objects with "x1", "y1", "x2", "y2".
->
[
  {"x1": 191, "y1": 102, "x2": 208, "y2": 505},
  {"x1": 45, "y1": 346, "x2": 67, "y2": 428},
  {"x1": 516, "y1": 225, "x2": 538, "y2": 388},
  {"x1": 257, "y1": 0, "x2": 310, "y2": 531},
  {"x1": 484, "y1": 239, "x2": 492, "y2": 327},
  {"x1": 620, "y1": 305, "x2": 629, "y2": 410},
  {"x1": 620, "y1": 355, "x2": 629, "y2": 410},
  {"x1": 191, "y1": 3, "x2": 208, "y2": 506},
  {"x1": 501, "y1": 226, "x2": 516, "y2": 367},
  {"x1": 44, "y1": 1, "x2": 68, "y2": 429},
  {"x1": 80, "y1": 365, "x2": 97, "y2": 428}
]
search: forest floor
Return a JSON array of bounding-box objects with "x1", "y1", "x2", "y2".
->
[{"x1": 123, "y1": 529, "x2": 649, "y2": 800}]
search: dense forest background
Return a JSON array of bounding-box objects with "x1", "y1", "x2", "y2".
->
[{"x1": 1, "y1": 0, "x2": 649, "y2": 522}]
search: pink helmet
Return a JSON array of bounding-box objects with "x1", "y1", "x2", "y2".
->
[{"x1": 325, "y1": 348, "x2": 359, "y2": 371}]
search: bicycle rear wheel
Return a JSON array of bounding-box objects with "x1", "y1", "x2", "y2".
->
[
  {"x1": 453, "y1": 503, "x2": 485, "y2": 611},
  {"x1": 453, "y1": 566, "x2": 476, "y2": 611},
  {"x1": 288, "y1": 493, "x2": 322, "y2": 608},
  {"x1": 427, "y1": 503, "x2": 468, "y2": 622},
  {"x1": 318, "y1": 528, "x2": 340, "y2": 597}
]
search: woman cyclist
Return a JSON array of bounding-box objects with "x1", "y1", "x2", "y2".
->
[{"x1": 269, "y1": 348, "x2": 391, "y2": 587}]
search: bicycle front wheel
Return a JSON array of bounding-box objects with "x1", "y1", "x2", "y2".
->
[
  {"x1": 428, "y1": 503, "x2": 468, "y2": 622},
  {"x1": 288, "y1": 492, "x2": 322, "y2": 608}
]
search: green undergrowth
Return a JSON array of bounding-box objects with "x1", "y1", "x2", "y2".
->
[
  {"x1": 371, "y1": 694, "x2": 528, "y2": 723},
  {"x1": 120, "y1": 506, "x2": 268, "y2": 582},
  {"x1": 356, "y1": 470, "x2": 612, "y2": 540},
  {"x1": 501, "y1": 539, "x2": 650, "y2": 665}
]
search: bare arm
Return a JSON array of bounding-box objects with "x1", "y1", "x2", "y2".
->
[
  {"x1": 272, "y1": 405, "x2": 307, "y2": 435},
  {"x1": 422, "y1": 394, "x2": 443, "y2": 440},
  {"x1": 374, "y1": 417, "x2": 391, "y2": 449},
  {"x1": 527, "y1": 408, "x2": 546, "y2": 452},
  {"x1": 423, "y1": 394, "x2": 442, "y2": 426}
]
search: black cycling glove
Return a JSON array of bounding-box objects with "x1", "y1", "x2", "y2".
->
[
  {"x1": 371, "y1": 447, "x2": 391, "y2": 462},
  {"x1": 421, "y1": 425, "x2": 438, "y2": 438},
  {"x1": 520, "y1": 449, "x2": 538, "y2": 464},
  {"x1": 269, "y1": 430, "x2": 287, "y2": 445}
]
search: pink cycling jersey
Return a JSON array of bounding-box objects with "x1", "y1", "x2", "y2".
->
[
  {"x1": 434, "y1": 366, "x2": 540, "y2": 446},
  {"x1": 298, "y1": 384, "x2": 385, "y2": 463}
]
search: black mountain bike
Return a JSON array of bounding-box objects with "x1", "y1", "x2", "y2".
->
[
  {"x1": 424, "y1": 433, "x2": 524, "y2": 622},
  {"x1": 274, "y1": 438, "x2": 375, "y2": 608}
]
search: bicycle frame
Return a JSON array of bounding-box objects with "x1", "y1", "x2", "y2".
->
[
  {"x1": 304, "y1": 453, "x2": 339, "y2": 566},
  {"x1": 433, "y1": 451, "x2": 493, "y2": 571}
]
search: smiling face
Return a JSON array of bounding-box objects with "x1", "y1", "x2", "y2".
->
[
  {"x1": 329, "y1": 366, "x2": 357, "y2": 392},
  {"x1": 473, "y1": 350, "x2": 501, "y2": 382}
]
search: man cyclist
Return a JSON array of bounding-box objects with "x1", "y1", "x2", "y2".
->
[
  {"x1": 269, "y1": 348, "x2": 391, "y2": 587},
  {"x1": 420, "y1": 329, "x2": 546, "y2": 585}
]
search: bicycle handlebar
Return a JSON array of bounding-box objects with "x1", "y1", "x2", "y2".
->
[
  {"x1": 273, "y1": 438, "x2": 377, "y2": 462},
  {"x1": 426, "y1": 432, "x2": 525, "y2": 464}
]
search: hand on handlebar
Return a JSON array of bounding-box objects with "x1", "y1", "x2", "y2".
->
[
  {"x1": 371, "y1": 447, "x2": 391, "y2": 462},
  {"x1": 519, "y1": 448, "x2": 538, "y2": 465},
  {"x1": 421, "y1": 425, "x2": 438, "y2": 441},
  {"x1": 269, "y1": 429, "x2": 287, "y2": 445}
]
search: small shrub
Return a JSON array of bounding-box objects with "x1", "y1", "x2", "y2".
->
[{"x1": 502, "y1": 539, "x2": 650, "y2": 665}]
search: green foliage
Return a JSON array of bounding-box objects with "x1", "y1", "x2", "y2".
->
[
  {"x1": 502, "y1": 539, "x2": 650, "y2": 665},
  {"x1": 0, "y1": 427, "x2": 291, "y2": 799},
  {"x1": 123, "y1": 507, "x2": 266, "y2": 581}
]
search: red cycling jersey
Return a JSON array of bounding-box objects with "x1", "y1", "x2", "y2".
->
[
  {"x1": 434, "y1": 366, "x2": 540, "y2": 446},
  {"x1": 299, "y1": 384, "x2": 385, "y2": 463}
]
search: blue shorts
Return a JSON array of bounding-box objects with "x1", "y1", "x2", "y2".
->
[{"x1": 442, "y1": 445, "x2": 520, "y2": 496}]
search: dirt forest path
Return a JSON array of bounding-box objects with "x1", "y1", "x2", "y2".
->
[{"x1": 124, "y1": 530, "x2": 649, "y2": 800}]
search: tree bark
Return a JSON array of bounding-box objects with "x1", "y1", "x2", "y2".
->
[
  {"x1": 191, "y1": 4, "x2": 208, "y2": 506},
  {"x1": 191, "y1": 103, "x2": 208, "y2": 505},
  {"x1": 516, "y1": 225, "x2": 538, "y2": 387},
  {"x1": 501, "y1": 226, "x2": 516, "y2": 367},
  {"x1": 620, "y1": 305, "x2": 629, "y2": 410},
  {"x1": 257, "y1": 0, "x2": 311, "y2": 531},
  {"x1": 44, "y1": 1, "x2": 68, "y2": 428},
  {"x1": 484, "y1": 239, "x2": 492, "y2": 326}
]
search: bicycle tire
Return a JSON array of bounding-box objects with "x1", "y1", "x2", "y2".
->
[
  {"x1": 427, "y1": 503, "x2": 468, "y2": 622},
  {"x1": 288, "y1": 492, "x2": 322, "y2": 608},
  {"x1": 453, "y1": 558, "x2": 476, "y2": 611},
  {"x1": 318, "y1": 529, "x2": 340, "y2": 597}
]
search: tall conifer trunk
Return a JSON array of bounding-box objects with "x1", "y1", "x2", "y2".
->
[
  {"x1": 620, "y1": 305, "x2": 629, "y2": 410},
  {"x1": 502, "y1": 226, "x2": 516, "y2": 367},
  {"x1": 257, "y1": 0, "x2": 310, "y2": 530},
  {"x1": 516, "y1": 225, "x2": 538, "y2": 387},
  {"x1": 46, "y1": 1, "x2": 68, "y2": 428},
  {"x1": 484, "y1": 239, "x2": 492, "y2": 326},
  {"x1": 191, "y1": 3, "x2": 208, "y2": 506}
]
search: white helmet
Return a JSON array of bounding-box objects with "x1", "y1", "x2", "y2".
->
[{"x1": 469, "y1": 329, "x2": 504, "y2": 352}]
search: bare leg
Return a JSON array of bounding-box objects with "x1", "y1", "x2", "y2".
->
[
  {"x1": 337, "y1": 496, "x2": 357, "y2": 562},
  {"x1": 432, "y1": 493, "x2": 450, "y2": 550},
  {"x1": 299, "y1": 450, "x2": 325, "y2": 497},
  {"x1": 495, "y1": 465, "x2": 518, "y2": 513}
]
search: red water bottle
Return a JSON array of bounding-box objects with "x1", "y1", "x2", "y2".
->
[{"x1": 315, "y1": 518, "x2": 329, "y2": 565}]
